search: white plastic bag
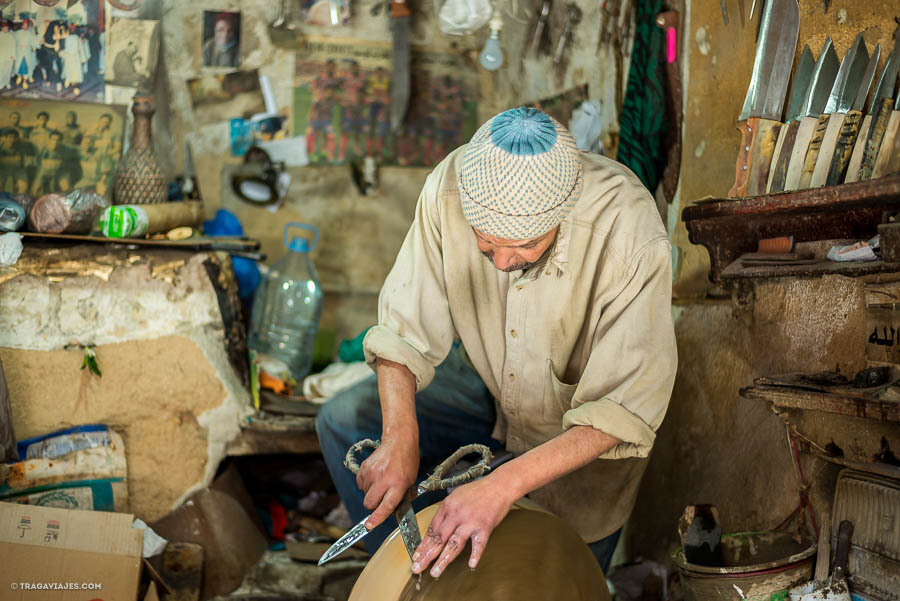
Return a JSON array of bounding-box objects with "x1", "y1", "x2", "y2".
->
[
  {"x1": 0, "y1": 232, "x2": 22, "y2": 267},
  {"x1": 435, "y1": 0, "x2": 492, "y2": 35},
  {"x1": 570, "y1": 100, "x2": 606, "y2": 154}
]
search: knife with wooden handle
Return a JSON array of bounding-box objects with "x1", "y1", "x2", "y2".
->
[
  {"x1": 809, "y1": 33, "x2": 869, "y2": 188},
  {"x1": 856, "y1": 23, "x2": 900, "y2": 181},
  {"x1": 728, "y1": 0, "x2": 799, "y2": 198},
  {"x1": 859, "y1": 97, "x2": 895, "y2": 180},
  {"x1": 797, "y1": 114, "x2": 830, "y2": 189},
  {"x1": 825, "y1": 43, "x2": 880, "y2": 185},
  {"x1": 766, "y1": 44, "x2": 814, "y2": 193},
  {"x1": 782, "y1": 38, "x2": 838, "y2": 191}
]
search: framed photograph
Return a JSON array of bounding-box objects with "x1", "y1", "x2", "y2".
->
[
  {"x1": 202, "y1": 10, "x2": 240, "y2": 68},
  {"x1": 105, "y1": 17, "x2": 160, "y2": 89},
  {"x1": 0, "y1": 0, "x2": 106, "y2": 102},
  {"x1": 0, "y1": 97, "x2": 126, "y2": 199}
]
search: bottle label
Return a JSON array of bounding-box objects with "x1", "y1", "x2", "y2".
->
[{"x1": 99, "y1": 206, "x2": 149, "y2": 238}]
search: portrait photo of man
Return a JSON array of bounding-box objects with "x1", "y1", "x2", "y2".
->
[{"x1": 202, "y1": 11, "x2": 240, "y2": 68}]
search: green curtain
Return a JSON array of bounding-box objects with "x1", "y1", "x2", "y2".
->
[{"x1": 616, "y1": 0, "x2": 667, "y2": 193}]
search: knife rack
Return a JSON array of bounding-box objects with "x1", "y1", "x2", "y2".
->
[{"x1": 682, "y1": 174, "x2": 900, "y2": 282}]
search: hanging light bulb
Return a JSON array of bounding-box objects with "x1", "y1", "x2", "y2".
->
[{"x1": 479, "y1": 15, "x2": 504, "y2": 71}]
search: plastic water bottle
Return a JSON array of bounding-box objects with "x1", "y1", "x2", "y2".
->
[{"x1": 248, "y1": 223, "x2": 324, "y2": 389}]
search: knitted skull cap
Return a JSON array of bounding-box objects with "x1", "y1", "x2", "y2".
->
[{"x1": 458, "y1": 106, "x2": 583, "y2": 240}]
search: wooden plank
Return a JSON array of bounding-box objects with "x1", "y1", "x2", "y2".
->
[
  {"x1": 0, "y1": 358, "x2": 15, "y2": 463},
  {"x1": 740, "y1": 385, "x2": 900, "y2": 422}
]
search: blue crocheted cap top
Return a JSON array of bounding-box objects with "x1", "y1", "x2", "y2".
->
[{"x1": 489, "y1": 107, "x2": 558, "y2": 156}]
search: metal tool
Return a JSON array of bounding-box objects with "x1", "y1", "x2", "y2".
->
[
  {"x1": 782, "y1": 37, "x2": 838, "y2": 191},
  {"x1": 858, "y1": 21, "x2": 900, "y2": 180},
  {"x1": 728, "y1": 0, "x2": 799, "y2": 197},
  {"x1": 553, "y1": 3, "x2": 582, "y2": 64},
  {"x1": 317, "y1": 439, "x2": 493, "y2": 566},
  {"x1": 720, "y1": 0, "x2": 729, "y2": 25},
  {"x1": 766, "y1": 44, "x2": 814, "y2": 192},
  {"x1": 802, "y1": 32, "x2": 869, "y2": 189},
  {"x1": 530, "y1": 0, "x2": 551, "y2": 56},
  {"x1": 389, "y1": 0, "x2": 411, "y2": 133}
]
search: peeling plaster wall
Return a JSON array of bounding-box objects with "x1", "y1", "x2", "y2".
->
[
  {"x1": 157, "y1": 0, "x2": 626, "y2": 340},
  {"x1": 630, "y1": 0, "x2": 900, "y2": 565},
  {"x1": 0, "y1": 248, "x2": 250, "y2": 520}
]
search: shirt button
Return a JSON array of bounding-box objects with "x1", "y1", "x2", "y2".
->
[
  {"x1": 545, "y1": 270, "x2": 552, "y2": 276},
  {"x1": 508, "y1": 373, "x2": 515, "y2": 382},
  {"x1": 510, "y1": 329, "x2": 517, "y2": 338}
]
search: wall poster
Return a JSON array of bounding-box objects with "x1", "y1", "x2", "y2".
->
[
  {"x1": 293, "y1": 36, "x2": 477, "y2": 167},
  {"x1": 0, "y1": 0, "x2": 106, "y2": 102}
]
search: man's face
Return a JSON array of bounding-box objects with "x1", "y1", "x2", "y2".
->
[
  {"x1": 473, "y1": 226, "x2": 558, "y2": 273},
  {"x1": 1, "y1": 133, "x2": 14, "y2": 149},
  {"x1": 9, "y1": 113, "x2": 19, "y2": 126},
  {"x1": 66, "y1": 112, "x2": 75, "y2": 126},
  {"x1": 37, "y1": 115, "x2": 47, "y2": 127},
  {"x1": 214, "y1": 19, "x2": 233, "y2": 48},
  {"x1": 99, "y1": 116, "x2": 111, "y2": 129}
]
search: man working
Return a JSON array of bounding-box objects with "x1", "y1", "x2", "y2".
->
[{"x1": 316, "y1": 107, "x2": 676, "y2": 578}]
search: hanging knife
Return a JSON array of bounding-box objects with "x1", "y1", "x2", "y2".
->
[
  {"x1": 878, "y1": 89, "x2": 900, "y2": 177},
  {"x1": 783, "y1": 38, "x2": 838, "y2": 191},
  {"x1": 728, "y1": 0, "x2": 799, "y2": 198},
  {"x1": 825, "y1": 43, "x2": 880, "y2": 185},
  {"x1": 389, "y1": 0, "x2": 411, "y2": 133},
  {"x1": 807, "y1": 33, "x2": 869, "y2": 188},
  {"x1": 766, "y1": 44, "x2": 814, "y2": 193},
  {"x1": 858, "y1": 22, "x2": 900, "y2": 181},
  {"x1": 871, "y1": 85, "x2": 900, "y2": 179}
]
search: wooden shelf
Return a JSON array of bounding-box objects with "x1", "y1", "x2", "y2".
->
[
  {"x1": 682, "y1": 175, "x2": 900, "y2": 282},
  {"x1": 721, "y1": 256, "x2": 900, "y2": 280},
  {"x1": 740, "y1": 384, "x2": 900, "y2": 423}
]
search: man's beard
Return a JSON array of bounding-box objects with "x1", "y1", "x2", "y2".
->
[{"x1": 481, "y1": 251, "x2": 537, "y2": 273}]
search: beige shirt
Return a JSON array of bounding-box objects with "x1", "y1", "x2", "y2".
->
[{"x1": 363, "y1": 146, "x2": 677, "y2": 541}]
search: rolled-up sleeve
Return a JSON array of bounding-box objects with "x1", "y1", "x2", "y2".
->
[
  {"x1": 362, "y1": 165, "x2": 457, "y2": 391},
  {"x1": 562, "y1": 238, "x2": 677, "y2": 459}
]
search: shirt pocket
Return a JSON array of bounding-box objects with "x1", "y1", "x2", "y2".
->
[{"x1": 543, "y1": 359, "x2": 577, "y2": 422}]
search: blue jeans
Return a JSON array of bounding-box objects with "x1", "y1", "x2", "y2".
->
[
  {"x1": 316, "y1": 347, "x2": 623, "y2": 573},
  {"x1": 316, "y1": 346, "x2": 500, "y2": 552},
  {"x1": 588, "y1": 528, "x2": 622, "y2": 574}
]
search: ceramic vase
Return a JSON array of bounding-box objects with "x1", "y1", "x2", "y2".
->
[{"x1": 113, "y1": 95, "x2": 166, "y2": 205}]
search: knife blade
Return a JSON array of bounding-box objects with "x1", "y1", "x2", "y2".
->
[
  {"x1": 826, "y1": 43, "x2": 880, "y2": 185},
  {"x1": 729, "y1": 0, "x2": 799, "y2": 198},
  {"x1": 317, "y1": 515, "x2": 370, "y2": 565},
  {"x1": 767, "y1": 44, "x2": 814, "y2": 192},
  {"x1": 858, "y1": 22, "x2": 900, "y2": 180},
  {"x1": 807, "y1": 33, "x2": 869, "y2": 188},
  {"x1": 783, "y1": 38, "x2": 839, "y2": 191},
  {"x1": 389, "y1": 0, "x2": 411, "y2": 133},
  {"x1": 394, "y1": 498, "x2": 421, "y2": 561}
]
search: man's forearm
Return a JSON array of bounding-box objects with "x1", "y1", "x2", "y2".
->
[
  {"x1": 375, "y1": 357, "x2": 418, "y2": 444},
  {"x1": 490, "y1": 425, "x2": 621, "y2": 501}
]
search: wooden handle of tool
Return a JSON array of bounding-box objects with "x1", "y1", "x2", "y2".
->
[
  {"x1": 784, "y1": 115, "x2": 818, "y2": 191},
  {"x1": 844, "y1": 114, "x2": 872, "y2": 183},
  {"x1": 797, "y1": 114, "x2": 830, "y2": 189},
  {"x1": 810, "y1": 112, "x2": 845, "y2": 187},
  {"x1": 825, "y1": 110, "x2": 863, "y2": 186},
  {"x1": 768, "y1": 120, "x2": 799, "y2": 193},
  {"x1": 872, "y1": 110, "x2": 900, "y2": 179},
  {"x1": 747, "y1": 118, "x2": 781, "y2": 196},
  {"x1": 140, "y1": 201, "x2": 204, "y2": 235},
  {"x1": 881, "y1": 113, "x2": 900, "y2": 177},
  {"x1": 859, "y1": 97, "x2": 894, "y2": 180},
  {"x1": 729, "y1": 117, "x2": 759, "y2": 198},
  {"x1": 391, "y1": 0, "x2": 411, "y2": 18}
]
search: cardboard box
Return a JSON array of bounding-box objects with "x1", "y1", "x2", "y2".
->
[{"x1": 0, "y1": 501, "x2": 143, "y2": 601}]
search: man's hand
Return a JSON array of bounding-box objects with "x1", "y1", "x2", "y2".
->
[
  {"x1": 410, "y1": 474, "x2": 515, "y2": 578},
  {"x1": 356, "y1": 435, "x2": 419, "y2": 531}
]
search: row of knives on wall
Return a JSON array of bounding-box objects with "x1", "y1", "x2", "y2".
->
[{"x1": 729, "y1": 0, "x2": 900, "y2": 199}]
